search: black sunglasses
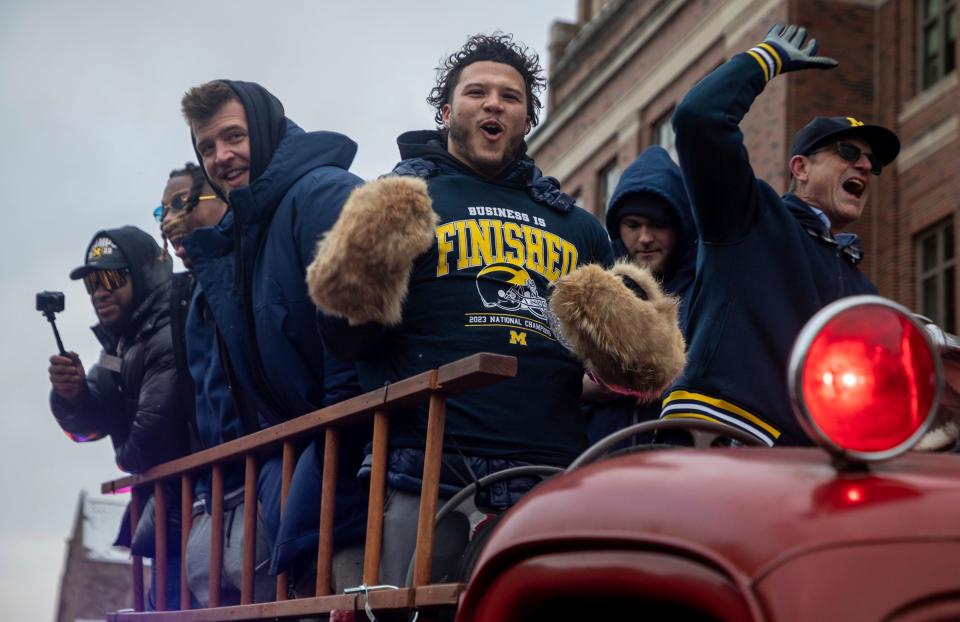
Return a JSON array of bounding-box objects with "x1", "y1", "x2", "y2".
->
[
  {"x1": 817, "y1": 141, "x2": 882, "y2": 176},
  {"x1": 83, "y1": 269, "x2": 130, "y2": 295}
]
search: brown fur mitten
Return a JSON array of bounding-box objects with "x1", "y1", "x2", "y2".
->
[
  {"x1": 549, "y1": 261, "x2": 686, "y2": 401},
  {"x1": 307, "y1": 177, "x2": 438, "y2": 326}
]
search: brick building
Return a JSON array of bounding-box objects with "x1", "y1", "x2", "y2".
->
[
  {"x1": 55, "y1": 492, "x2": 134, "y2": 622},
  {"x1": 532, "y1": 0, "x2": 958, "y2": 330}
]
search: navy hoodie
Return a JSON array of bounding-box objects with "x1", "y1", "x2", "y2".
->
[
  {"x1": 321, "y1": 130, "x2": 614, "y2": 470},
  {"x1": 605, "y1": 145, "x2": 697, "y2": 325}
]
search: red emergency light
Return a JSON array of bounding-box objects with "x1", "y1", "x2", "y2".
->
[{"x1": 788, "y1": 296, "x2": 941, "y2": 462}]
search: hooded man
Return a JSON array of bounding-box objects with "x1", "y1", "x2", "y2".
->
[
  {"x1": 606, "y1": 145, "x2": 696, "y2": 323},
  {"x1": 666, "y1": 23, "x2": 900, "y2": 446},
  {"x1": 583, "y1": 145, "x2": 698, "y2": 444},
  {"x1": 178, "y1": 79, "x2": 367, "y2": 599},
  {"x1": 48, "y1": 226, "x2": 192, "y2": 609}
]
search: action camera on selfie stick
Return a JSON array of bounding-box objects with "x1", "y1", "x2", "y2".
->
[{"x1": 36, "y1": 291, "x2": 67, "y2": 356}]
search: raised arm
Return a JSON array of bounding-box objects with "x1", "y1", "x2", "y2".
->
[{"x1": 672, "y1": 23, "x2": 837, "y2": 243}]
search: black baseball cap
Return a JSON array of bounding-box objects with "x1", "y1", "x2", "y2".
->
[
  {"x1": 69, "y1": 233, "x2": 129, "y2": 280},
  {"x1": 790, "y1": 116, "x2": 900, "y2": 168}
]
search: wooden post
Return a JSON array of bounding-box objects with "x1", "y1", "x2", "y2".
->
[
  {"x1": 362, "y1": 410, "x2": 390, "y2": 585},
  {"x1": 241, "y1": 454, "x2": 258, "y2": 604},
  {"x1": 180, "y1": 474, "x2": 193, "y2": 611},
  {"x1": 412, "y1": 390, "x2": 447, "y2": 587},
  {"x1": 316, "y1": 428, "x2": 340, "y2": 596},
  {"x1": 153, "y1": 482, "x2": 168, "y2": 611},
  {"x1": 208, "y1": 464, "x2": 224, "y2": 608},
  {"x1": 276, "y1": 441, "x2": 295, "y2": 600},
  {"x1": 130, "y1": 486, "x2": 144, "y2": 612}
]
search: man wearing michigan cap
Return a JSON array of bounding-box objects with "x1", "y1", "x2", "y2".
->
[
  {"x1": 664, "y1": 23, "x2": 900, "y2": 446},
  {"x1": 47, "y1": 226, "x2": 193, "y2": 608}
]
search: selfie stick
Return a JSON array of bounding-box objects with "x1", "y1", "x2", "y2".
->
[{"x1": 43, "y1": 311, "x2": 67, "y2": 356}]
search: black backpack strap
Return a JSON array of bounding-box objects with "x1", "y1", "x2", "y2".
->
[
  {"x1": 169, "y1": 273, "x2": 194, "y2": 385},
  {"x1": 171, "y1": 273, "x2": 203, "y2": 452},
  {"x1": 215, "y1": 329, "x2": 262, "y2": 437}
]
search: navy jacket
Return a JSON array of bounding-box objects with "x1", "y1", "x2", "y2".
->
[
  {"x1": 664, "y1": 53, "x2": 878, "y2": 446},
  {"x1": 321, "y1": 130, "x2": 613, "y2": 500},
  {"x1": 585, "y1": 145, "x2": 698, "y2": 445},
  {"x1": 184, "y1": 119, "x2": 367, "y2": 566}
]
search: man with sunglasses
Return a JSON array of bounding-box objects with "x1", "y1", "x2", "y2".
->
[
  {"x1": 47, "y1": 226, "x2": 194, "y2": 608},
  {"x1": 154, "y1": 162, "x2": 284, "y2": 606},
  {"x1": 49, "y1": 226, "x2": 190, "y2": 469},
  {"x1": 663, "y1": 23, "x2": 901, "y2": 446}
]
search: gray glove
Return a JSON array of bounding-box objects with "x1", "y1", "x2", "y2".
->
[{"x1": 748, "y1": 22, "x2": 837, "y2": 82}]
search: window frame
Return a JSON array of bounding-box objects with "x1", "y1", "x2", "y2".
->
[
  {"x1": 916, "y1": 216, "x2": 956, "y2": 332},
  {"x1": 918, "y1": 0, "x2": 957, "y2": 91},
  {"x1": 597, "y1": 158, "x2": 622, "y2": 215},
  {"x1": 652, "y1": 109, "x2": 678, "y2": 163}
]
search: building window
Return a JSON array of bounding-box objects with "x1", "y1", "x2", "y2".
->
[
  {"x1": 598, "y1": 159, "x2": 621, "y2": 212},
  {"x1": 917, "y1": 217, "x2": 956, "y2": 332},
  {"x1": 653, "y1": 110, "x2": 677, "y2": 162},
  {"x1": 920, "y1": 0, "x2": 957, "y2": 90}
]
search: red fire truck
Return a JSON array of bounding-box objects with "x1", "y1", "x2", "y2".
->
[{"x1": 106, "y1": 295, "x2": 960, "y2": 621}]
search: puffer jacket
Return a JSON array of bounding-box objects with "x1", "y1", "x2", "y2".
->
[
  {"x1": 183, "y1": 84, "x2": 367, "y2": 573},
  {"x1": 185, "y1": 120, "x2": 363, "y2": 426},
  {"x1": 50, "y1": 227, "x2": 191, "y2": 474}
]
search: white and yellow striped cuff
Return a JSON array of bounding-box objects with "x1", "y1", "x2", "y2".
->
[
  {"x1": 661, "y1": 390, "x2": 781, "y2": 447},
  {"x1": 746, "y1": 43, "x2": 783, "y2": 83}
]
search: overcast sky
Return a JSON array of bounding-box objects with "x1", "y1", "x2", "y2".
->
[{"x1": 0, "y1": 1, "x2": 577, "y2": 618}]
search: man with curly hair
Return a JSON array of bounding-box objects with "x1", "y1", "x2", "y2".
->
[{"x1": 309, "y1": 33, "x2": 682, "y2": 585}]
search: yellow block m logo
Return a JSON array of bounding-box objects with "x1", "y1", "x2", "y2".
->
[
  {"x1": 509, "y1": 330, "x2": 527, "y2": 346},
  {"x1": 846, "y1": 116, "x2": 864, "y2": 127}
]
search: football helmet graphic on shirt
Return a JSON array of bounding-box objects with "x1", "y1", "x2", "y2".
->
[{"x1": 476, "y1": 263, "x2": 548, "y2": 320}]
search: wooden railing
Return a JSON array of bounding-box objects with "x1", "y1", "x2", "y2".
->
[{"x1": 102, "y1": 353, "x2": 518, "y2": 621}]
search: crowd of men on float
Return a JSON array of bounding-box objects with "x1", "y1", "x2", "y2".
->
[{"x1": 46, "y1": 24, "x2": 913, "y2": 609}]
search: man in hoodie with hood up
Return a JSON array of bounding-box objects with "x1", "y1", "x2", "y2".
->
[
  {"x1": 178, "y1": 80, "x2": 368, "y2": 599},
  {"x1": 606, "y1": 146, "x2": 697, "y2": 325},
  {"x1": 582, "y1": 145, "x2": 698, "y2": 444},
  {"x1": 48, "y1": 226, "x2": 192, "y2": 609}
]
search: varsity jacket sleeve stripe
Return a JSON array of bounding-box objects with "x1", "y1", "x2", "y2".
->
[{"x1": 661, "y1": 388, "x2": 780, "y2": 447}]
